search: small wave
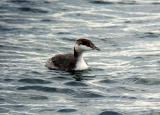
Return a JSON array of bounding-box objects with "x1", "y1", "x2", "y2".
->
[
  {"x1": 0, "y1": 25, "x2": 16, "y2": 31},
  {"x1": 30, "y1": 95, "x2": 48, "y2": 100},
  {"x1": 140, "y1": 32, "x2": 160, "y2": 38},
  {"x1": 4, "y1": 78, "x2": 14, "y2": 82},
  {"x1": 64, "y1": 81, "x2": 88, "y2": 86},
  {"x1": 0, "y1": 98, "x2": 5, "y2": 104},
  {"x1": 99, "y1": 111, "x2": 123, "y2": 115},
  {"x1": 9, "y1": 0, "x2": 34, "y2": 4},
  {"x1": 57, "y1": 108, "x2": 77, "y2": 113},
  {"x1": 18, "y1": 78, "x2": 52, "y2": 84},
  {"x1": 125, "y1": 77, "x2": 160, "y2": 85},
  {"x1": 0, "y1": 108, "x2": 9, "y2": 113},
  {"x1": 152, "y1": 2, "x2": 160, "y2": 5},
  {"x1": 56, "y1": 32, "x2": 71, "y2": 35},
  {"x1": 18, "y1": 7, "x2": 49, "y2": 13},
  {"x1": 109, "y1": 95, "x2": 137, "y2": 100},
  {"x1": 134, "y1": 56, "x2": 144, "y2": 60},
  {"x1": 11, "y1": 105, "x2": 27, "y2": 111},
  {"x1": 17, "y1": 86, "x2": 76, "y2": 94},
  {"x1": 74, "y1": 91, "x2": 104, "y2": 98},
  {"x1": 90, "y1": 0, "x2": 115, "y2": 5},
  {"x1": 39, "y1": 108, "x2": 55, "y2": 112},
  {"x1": 98, "y1": 79, "x2": 117, "y2": 84},
  {"x1": 50, "y1": 76, "x2": 73, "y2": 81},
  {"x1": 90, "y1": 0, "x2": 137, "y2": 5}
]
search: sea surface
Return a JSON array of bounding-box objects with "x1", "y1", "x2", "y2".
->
[{"x1": 0, "y1": 0, "x2": 160, "y2": 115}]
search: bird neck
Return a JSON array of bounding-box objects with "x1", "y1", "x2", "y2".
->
[
  {"x1": 74, "y1": 47, "x2": 83, "y2": 58},
  {"x1": 74, "y1": 47, "x2": 88, "y2": 70}
]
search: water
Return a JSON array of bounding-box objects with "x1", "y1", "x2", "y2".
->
[{"x1": 0, "y1": 0, "x2": 160, "y2": 114}]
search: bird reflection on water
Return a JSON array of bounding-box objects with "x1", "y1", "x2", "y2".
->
[{"x1": 70, "y1": 69, "x2": 92, "y2": 81}]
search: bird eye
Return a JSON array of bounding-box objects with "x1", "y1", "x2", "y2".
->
[{"x1": 80, "y1": 42, "x2": 82, "y2": 45}]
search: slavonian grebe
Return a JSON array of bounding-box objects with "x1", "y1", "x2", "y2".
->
[{"x1": 45, "y1": 38, "x2": 100, "y2": 71}]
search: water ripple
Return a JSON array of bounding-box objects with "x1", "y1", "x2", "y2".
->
[
  {"x1": 90, "y1": 0, "x2": 137, "y2": 5},
  {"x1": 0, "y1": 0, "x2": 160, "y2": 114},
  {"x1": 17, "y1": 86, "x2": 76, "y2": 94},
  {"x1": 18, "y1": 78, "x2": 52, "y2": 84},
  {"x1": 18, "y1": 7, "x2": 49, "y2": 13},
  {"x1": 99, "y1": 111, "x2": 123, "y2": 115},
  {"x1": 57, "y1": 108, "x2": 77, "y2": 113}
]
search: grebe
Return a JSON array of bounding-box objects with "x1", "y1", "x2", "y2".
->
[{"x1": 45, "y1": 38, "x2": 100, "y2": 71}]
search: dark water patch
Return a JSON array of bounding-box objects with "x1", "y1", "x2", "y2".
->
[
  {"x1": 117, "y1": 1, "x2": 137, "y2": 5},
  {"x1": 17, "y1": 86, "x2": 57, "y2": 92},
  {"x1": 0, "y1": 25, "x2": 17, "y2": 31},
  {"x1": 152, "y1": 2, "x2": 160, "y2": 5},
  {"x1": 60, "y1": 37, "x2": 76, "y2": 42},
  {"x1": 75, "y1": 91, "x2": 104, "y2": 98},
  {"x1": 0, "y1": 108, "x2": 9, "y2": 113},
  {"x1": 110, "y1": 95, "x2": 137, "y2": 100},
  {"x1": 8, "y1": 0, "x2": 37, "y2": 9},
  {"x1": 70, "y1": 70, "x2": 96, "y2": 81},
  {"x1": 4, "y1": 78, "x2": 15, "y2": 82},
  {"x1": 90, "y1": 0, "x2": 115, "y2": 5},
  {"x1": 0, "y1": 98, "x2": 5, "y2": 104},
  {"x1": 44, "y1": 1, "x2": 51, "y2": 4},
  {"x1": 30, "y1": 95, "x2": 48, "y2": 100},
  {"x1": 20, "y1": 70, "x2": 44, "y2": 78},
  {"x1": 30, "y1": 70, "x2": 43, "y2": 75},
  {"x1": 18, "y1": 7, "x2": 49, "y2": 13},
  {"x1": 137, "y1": 110, "x2": 160, "y2": 115},
  {"x1": 64, "y1": 81, "x2": 88, "y2": 86},
  {"x1": 12, "y1": 105, "x2": 27, "y2": 111},
  {"x1": 116, "y1": 86, "x2": 135, "y2": 92},
  {"x1": 39, "y1": 108, "x2": 55, "y2": 112},
  {"x1": 57, "y1": 32, "x2": 71, "y2": 35},
  {"x1": 41, "y1": 19, "x2": 59, "y2": 23},
  {"x1": 17, "y1": 86, "x2": 76, "y2": 94},
  {"x1": 77, "y1": 75, "x2": 96, "y2": 81},
  {"x1": 99, "y1": 111, "x2": 123, "y2": 115},
  {"x1": 0, "y1": 44, "x2": 31, "y2": 52},
  {"x1": 72, "y1": 75, "x2": 83, "y2": 81},
  {"x1": 0, "y1": 18, "x2": 35, "y2": 24},
  {"x1": 90, "y1": 0, "x2": 137, "y2": 5},
  {"x1": 9, "y1": 0, "x2": 34, "y2": 4},
  {"x1": 99, "y1": 79, "x2": 117, "y2": 84},
  {"x1": 18, "y1": 78, "x2": 52, "y2": 84},
  {"x1": 157, "y1": 60, "x2": 160, "y2": 65},
  {"x1": 136, "y1": 78, "x2": 160, "y2": 85},
  {"x1": 51, "y1": 76, "x2": 72, "y2": 81},
  {"x1": 0, "y1": 3, "x2": 19, "y2": 13},
  {"x1": 107, "y1": 86, "x2": 135, "y2": 92},
  {"x1": 0, "y1": 98, "x2": 17, "y2": 104},
  {"x1": 140, "y1": 32, "x2": 160, "y2": 38},
  {"x1": 0, "y1": 104, "x2": 29, "y2": 111},
  {"x1": 124, "y1": 20, "x2": 132, "y2": 24},
  {"x1": 125, "y1": 77, "x2": 160, "y2": 85},
  {"x1": 0, "y1": 54, "x2": 25, "y2": 59},
  {"x1": 57, "y1": 108, "x2": 77, "y2": 113},
  {"x1": 100, "y1": 37, "x2": 111, "y2": 42},
  {"x1": 134, "y1": 56, "x2": 144, "y2": 60},
  {"x1": 41, "y1": 19, "x2": 52, "y2": 22}
]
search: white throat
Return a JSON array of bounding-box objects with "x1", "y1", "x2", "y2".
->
[{"x1": 74, "y1": 53, "x2": 89, "y2": 70}]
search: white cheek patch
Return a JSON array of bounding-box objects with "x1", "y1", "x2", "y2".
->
[{"x1": 79, "y1": 45, "x2": 92, "y2": 51}]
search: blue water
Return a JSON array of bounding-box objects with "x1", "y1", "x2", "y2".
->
[{"x1": 0, "y1": 0, "x2": 160, "y2": 115}]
